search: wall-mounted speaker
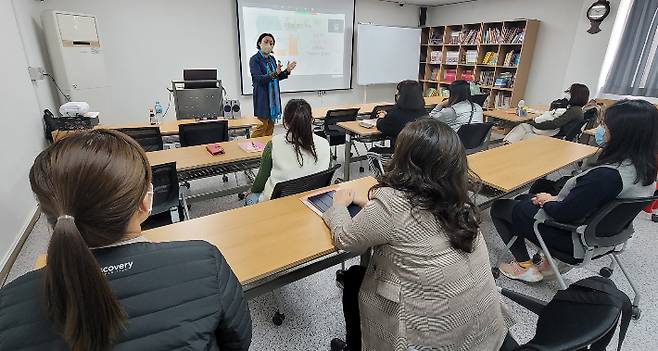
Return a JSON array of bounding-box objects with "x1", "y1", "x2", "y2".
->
[{"x1": 222, "y1": 99, "x2": 241, "y2": 119}]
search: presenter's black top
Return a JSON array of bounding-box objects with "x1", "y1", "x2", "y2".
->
[
  {"x1": 249, "y1": 52, "x2": 289, "y2": 119},
  {"x1": 0, "y1": 240, "x2": 252, "y2": 351}
]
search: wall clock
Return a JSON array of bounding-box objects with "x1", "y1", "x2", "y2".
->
[{"x1": 587, "y1": 0, "x2": 611, "y2": 34}]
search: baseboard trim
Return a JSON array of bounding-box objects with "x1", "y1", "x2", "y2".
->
[{"x1": 0, "y1": 207, "x2": 41, "y2": 287}]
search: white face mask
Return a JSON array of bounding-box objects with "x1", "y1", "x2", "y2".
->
[{"x1": 146, "y1": 183, "x2": 154, "y2": 215}]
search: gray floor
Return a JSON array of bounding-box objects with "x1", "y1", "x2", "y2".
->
[{"x1": 5, "y1": 138, "x2": 658, "y2": 350}]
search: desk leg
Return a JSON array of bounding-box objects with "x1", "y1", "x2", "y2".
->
[{"x1": 344, "y1": 134, "x2": 352, "y2": 181}]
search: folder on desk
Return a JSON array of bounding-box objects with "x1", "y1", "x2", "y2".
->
[{"x1": 301, "y1": 190, "x2": 362, "y2": 218}]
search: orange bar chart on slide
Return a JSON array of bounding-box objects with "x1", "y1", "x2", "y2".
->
[{"x1": 288, "y1": 36, "x2": 298, "y2": 56}]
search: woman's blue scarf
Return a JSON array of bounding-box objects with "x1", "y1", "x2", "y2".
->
[{"x1": 262, "y1": 52, "x2": 282, "y2": 122}]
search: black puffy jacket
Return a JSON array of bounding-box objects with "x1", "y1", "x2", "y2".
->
[{"x1": 0, "y1": 240, "x2": 252, "y2": 350}]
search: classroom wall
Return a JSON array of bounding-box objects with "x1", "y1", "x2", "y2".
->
[
  {"x1": 13, "y1": 0, "x2": 419, "y2": 124},
  {"x1": 428, "y1": 0, "x2": 621, "y2": 104},
  {"x1": 0, "y1": 2, "x2": 45, "y2": 276}
]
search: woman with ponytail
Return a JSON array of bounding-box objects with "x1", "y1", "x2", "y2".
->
[
  {"x1": 323, "y1": 119, "x2": 507, "y2": 351},
  {"x1": 0, "y1": 130, "x2": 252, "y2": 351}
]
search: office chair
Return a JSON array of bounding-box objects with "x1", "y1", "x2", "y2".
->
[
  {"x1": 457, "y1": 122, "x2": 494, "y2": 154},
  {"x1": 179, "y1": 120, "x2": 229, "y2": 147},
  {"x1": 472, "y1": 94, "x2": 489, "y2": 108},
  {"x1": 366, "y1": 152, "x2": 389, "y2": 178},
  {"x1": 141, "y1": 162, "x2": 189, "y2": 230},
  {"x1": 495, "y1": 191, "x2": 658, "y2": 319},
  {"x1": 266, "y1": 164, "x2": 342, "y2": 326},
  {"x1": 315, "y1": 108, "x2": 360, "y2": 166},
  {"x1": 553, "y1": 118, "x2": 589, "y2": 142},
  {"x1": 117, "y1": 127, "x2": 164, "y2": 152},
  {"x1": 499, "y1": 276, "x2": 632, "y2": 351},
  {"x1": 43, "y1": 109, "x2": 59, "y2": 142}
]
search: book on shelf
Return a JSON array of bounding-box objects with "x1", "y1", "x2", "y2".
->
[
  {"x1": 460, "y1": 29, "x2": 479, "y2": 45},
  {"x1": 430, "y1": 68, "x2": 439, "y2": 81},
  {"x1": 448, "y1": 31, "x2": 460, "y2": 45},
  {"x1": 482, "y1": 27, "x2": 503, "y2": 44},
  {"x1": 445, "y1": 51, "x2": 459, "y2": 64},
  {"x1": 444, "y1": 69, "x2": 457, "y2": 82},
  {"x1": 464, "y1": 50, "x2": 477, "y2": 64},
  {"x1": 503, "y1": 51, "x2": 520, "y2": 67},
  {"x1": 461, "y1": 69, "x2": 474, "y2": 82},
  {"x1": 479, "y1": 70, "x2": 495, "y2": 86},
  {"x1": 429, "y1": 31, "x2": 444, "y2": 45},
  {"x1": 482, "y1": 51, "x2": 498, "y2": 65},
  {"x1": 430, "y1": 50, "x2": 443, "y2": 64},
  {"x1": 439, "y1": 87, "x2": 450, "y2": 97},
  {"x1": 494, "y1": 92, "x2": 511, "y2": 109},
  {"x1": 502, "y1": 27, "x2": 525, "y2": 43},
  {"x1": 494, "y1": 72, "x2": 515, "y2": 88},
  {"x1": 426, "y1": 88, "x2": 438, "y2": 97}
]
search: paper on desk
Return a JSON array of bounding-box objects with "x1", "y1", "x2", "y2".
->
[
  {"x1": 239, "y1": 140, "x2": 265, "y2": 153},
  {"x1": 359, "y1": 119, "x2": 378, "y2": 128}
]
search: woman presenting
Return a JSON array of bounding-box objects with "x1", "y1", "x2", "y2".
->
[{"x1": 250, "y1": 33, "x2": 297, "y2": 137}]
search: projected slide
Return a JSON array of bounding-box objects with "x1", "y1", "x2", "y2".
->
[
  {"x1": 237, "y1": 0, "x2": 355, "y2": 94},
  {"x1": 242, "y1": 7, "x2": 345, "y2": 76}
]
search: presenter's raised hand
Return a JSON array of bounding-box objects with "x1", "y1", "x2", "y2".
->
[{"x1": 286, "y1": 61, "x2": 297, "y2": 72}]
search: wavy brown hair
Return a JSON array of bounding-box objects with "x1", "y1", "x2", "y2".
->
[
  {"x1": 371, "y1": 118, "x2": 481, "y2": 252},
  {"x1": 29, "y1": 129, "x2": 152, "y2": 351}
]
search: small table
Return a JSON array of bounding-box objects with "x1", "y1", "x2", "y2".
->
[{"x1": 337, "y1": 121, "x2": 383, "y2": 181}]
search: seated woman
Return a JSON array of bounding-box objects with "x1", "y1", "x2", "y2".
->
[
  {"x1": 0, "y1": 130, "x2": 251, "y2": 350},
  {"x1": 491, "y1": 99, "x2": 658, "y2": 282},
  {"x1": 324, "y1": 119, "x2": 507, "y2": 350},
  {"x1": 429, "y1": 80, "x2": 483, "y2": 131},
  {"x1": 503, "y1": 83, "x2": 589, "y2": 143},
  {"x1": 246, "y1": 99, "x2": 331, "y2": 204},
  {"x1": 371, "y1": 80, "x2": 428, "y2": 154}
]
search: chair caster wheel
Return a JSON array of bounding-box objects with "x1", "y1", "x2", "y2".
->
[
  {"x1": 359, "y1": 166, "x2": 365, "y2": 173},
  {"x1": 599, "y1": 267, "x2": 613, "y2": 278},
  {"x1": 652, "y1": 214, "x2": 658, "y2": 223},
  {"x1": 272, "y1": 311, "x2": 285, "y2": 326},
  {"x1": 238, "y1": 193, "x2": 246, "y2": 200},
  {"x1": 222, "y1": 175, "x2": 229, "y2": 183},
  {"x1": 492, "y1": 267, "x2": 500, "y2": 279},
  {"x1": 330, "y1": 338, "x2": 348, "y2": 351},
  {"x1": 632, "y1": 306, "x2": 641, "y2": 320}
]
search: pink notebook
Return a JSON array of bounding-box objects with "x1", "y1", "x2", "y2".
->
[{"x1": 239, "y1": 140, "x2": 265, "y2": 153}]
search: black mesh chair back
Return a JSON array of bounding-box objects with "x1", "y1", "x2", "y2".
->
[
  {"x1": 317, "y1": 108, "x2": 360, "y2": 147},
  {"x1": 150, "y1": 162, "x2": 181, "y2": 216},
  {"x1": 179, "y1": 120, "x2": 229, "y2": 147},
  {"x1": 368, "y1": 104, "x2": 395, "y2": 119},
  {"x1": 583, "y1": 108, "x2": 600, "y2": 130},
  {"x1": 457, "y1": 122, "x2": 494, "y2": 152},
  {"x1": 270, "y1": 164, "x2": 340, "y2": 199},
  {"x1": 582, "y1": 192, "x2": 658, "y2": 247},
  {"x1": 471, "y1": 94, "x2": 488, "y2": 107},
  {"x1": 117, "y1": 127, "x2": 164, "y2": 152},
  {"x1": 43, "y1": 109, "x2": 59, "y2": 142},
  {"x1": 554, "y1": 118, "x2": 588, "y2": 142}
]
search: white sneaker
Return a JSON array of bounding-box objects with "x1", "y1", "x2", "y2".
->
[
  {"x1": 499, "y1": 261, "x2": 544, "y2": 283},
  {"x1": 536, "y1": 255, "x2": 572, "y2": 279}
]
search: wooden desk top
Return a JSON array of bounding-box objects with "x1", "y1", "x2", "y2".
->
[
  {"x1": 424, "y1": 96, "x2": 445, "y2": 106},
  {"x1": 483, "y1": 105, "x2": 547, "y2": 123},
  {"x1": 143, "y1": 176, "x2": 377, "y2": 284},
  {"x1": 337, "y1": 120, "x2": 382, "y2": 137},
  {"x1": 147, "y1": 136, "x2": 271, "y2": 170},
  {"x1": 467, "y1": 136, "x2": 598, "y2": 192}
]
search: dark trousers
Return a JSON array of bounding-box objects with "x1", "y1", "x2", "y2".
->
[
  {"x1": 491, "y1": 180, "x2": 575, "y2": 263},
  {"x1": 341, "y1": 265, "x2": 366, "y2": 351}
]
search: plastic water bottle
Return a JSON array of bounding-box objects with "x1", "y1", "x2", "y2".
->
[
  {"x1": 517, "y1": 99, "x2": 528, "y2": 117},
  {"x1": 154, "y1": 101, "x2": 163, "y2": 124}
]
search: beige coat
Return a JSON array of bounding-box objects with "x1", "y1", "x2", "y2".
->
[{"x1": 323, "y1": 187, "x2": 507, "y2": 351}]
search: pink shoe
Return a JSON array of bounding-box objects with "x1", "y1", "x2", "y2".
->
[
  {"x1": 536, "y1": 255, "x2": 572, "y2": 279},
  {"x1": 499, "y1": 261, "x2": 543, "y2": 283}
]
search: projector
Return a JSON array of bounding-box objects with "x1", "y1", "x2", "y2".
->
[{"x1": 59, "y1": 102, "x2": 90, "y2": 117}]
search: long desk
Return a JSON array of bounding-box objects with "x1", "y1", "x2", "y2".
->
[
  {"x1": 337, "y1": 121, "x2": 382, "y2": 181},
  {"x1": 312, "y1": 97, "x2": 445, "y2": 120},
  {"x1": 51, "y1": 117, "x2": 262, "y2": 142},
  {"x1": 148, "y1": 136, "x2": 270, "y2": 202},
  {"x1": 468, "y1": 136, "x2": 598, "y2": 196},
  {"x1": 483, "y1": 105, "x2": 547, "y2": 123}
]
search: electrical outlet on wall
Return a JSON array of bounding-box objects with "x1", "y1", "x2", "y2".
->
[{"x1": 27, "y1": 66, "x2": 46, "y2": 81}]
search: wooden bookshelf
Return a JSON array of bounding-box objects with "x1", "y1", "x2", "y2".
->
[{"x1": 419, "y1": 19, "x2": 539, "y2": 109}]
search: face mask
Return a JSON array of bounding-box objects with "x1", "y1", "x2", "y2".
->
[
  {"x1": 594, "y1": 125, "x2": 606, "y2": 146},
  {"x1": 146, "y1": 183, "x2": 154, "y2": 215},
  {"x1": 261, "y1": 44, "x2": 273, "y2": 55}
]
